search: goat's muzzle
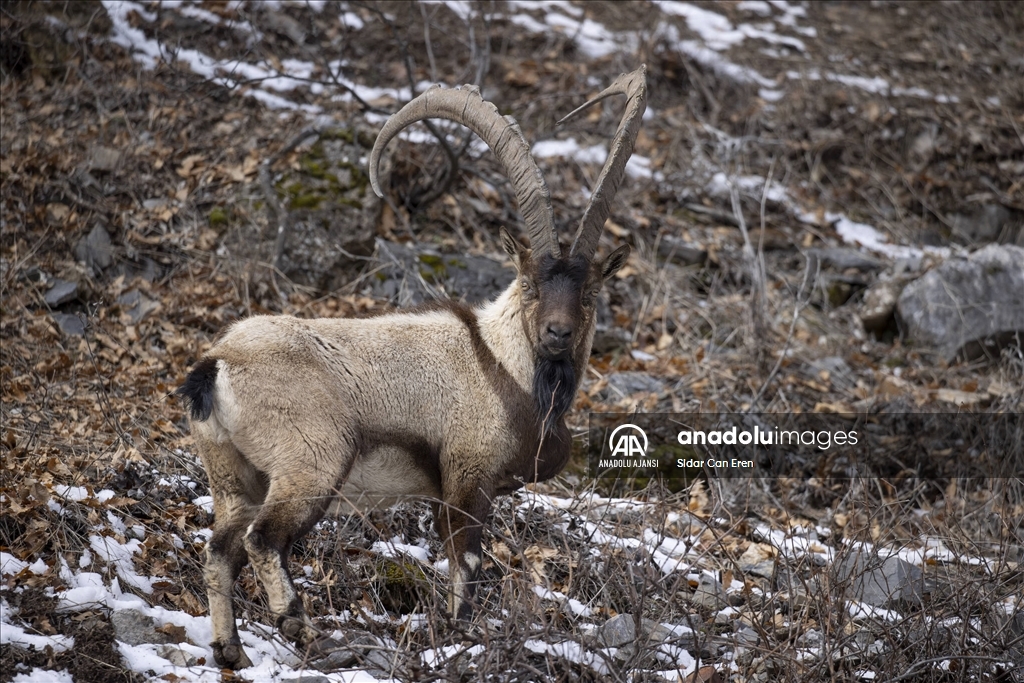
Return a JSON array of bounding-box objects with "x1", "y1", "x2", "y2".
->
[{"x1": 539, "y1": 322, "x2": 573, "y2": 359}]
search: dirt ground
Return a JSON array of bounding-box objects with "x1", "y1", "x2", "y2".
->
[{"x1": 1, "y1": 2, "x2": 1022, "y2": 682}]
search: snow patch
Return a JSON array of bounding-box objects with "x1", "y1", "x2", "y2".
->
[
  {"x1": 1, "y1": 600, "x2": 75, "y2": 653},
  {"x1": 89, "y1": 534, "x2": 160, "y2": 594},
  {"x1": 532, "y1": 585, "x2": 593, "y2": 617},
  {"x1": 11, "y1": 670, "x2": 75, "y2": 683},
  {"x1": 371, "y1": 537, "x2": 432, "y2": 564},
  {"x1": 532, "y1": 138, "x2": 663, "y2": 181}
]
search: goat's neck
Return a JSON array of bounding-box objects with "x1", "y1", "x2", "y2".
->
[{"x1": 475, "y1": 283, "x2": 535, "y2": 394}]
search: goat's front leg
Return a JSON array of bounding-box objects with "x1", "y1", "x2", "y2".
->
[{"x1": 436, "y1": 487, "x2": 489, "y2": 619}]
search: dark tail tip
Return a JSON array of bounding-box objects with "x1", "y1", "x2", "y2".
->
[{"x1": 177, "y1": 357, "x2": 218, "y2": 421}]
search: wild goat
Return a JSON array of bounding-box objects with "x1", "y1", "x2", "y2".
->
[{"x1": 178, "y1": 65, "x2": 647, "y2": 669}]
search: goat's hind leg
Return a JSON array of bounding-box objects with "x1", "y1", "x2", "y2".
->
[
  {"x1": 242, "y1": 474, "x2": 334, "y2": 650},
  {"x1": 200, "y1": 440, "x2": 266, "y2": 669}
]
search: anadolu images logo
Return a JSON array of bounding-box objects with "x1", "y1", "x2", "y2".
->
[{"x1": 609, "y1": 424, "x2": 649, "y2": 458}]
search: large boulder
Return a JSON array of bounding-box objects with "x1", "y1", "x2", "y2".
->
[
  {"x1": 367, "y1": 238, "x2": 513, "y2": 306},
  {"x1": 836, "y1": 552, "x2": 924, "y2": 608},
  {"x1": 897, "y1": 245, "x2": 1024, "y2": 361}
]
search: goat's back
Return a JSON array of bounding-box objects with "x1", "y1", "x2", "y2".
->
[{"x1": 192, "y1": 311, "x2": 524, "y2": 486}]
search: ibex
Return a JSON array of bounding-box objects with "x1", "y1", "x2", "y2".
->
[{"x1": 178, "y1": 66, "x2": 647, "y2": 669}]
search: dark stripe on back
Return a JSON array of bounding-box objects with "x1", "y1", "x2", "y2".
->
[{"x1": 442, "y1": 301, "x2": 527, "y2": 408}]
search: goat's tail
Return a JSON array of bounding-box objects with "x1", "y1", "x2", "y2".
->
[{"x1": 177, "y1": 357, "x2": 218, "y2": 421}]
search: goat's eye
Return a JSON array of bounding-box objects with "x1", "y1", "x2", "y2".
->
[{"x1": 521, "y1": 279, "x2": 536, "y2": 298}]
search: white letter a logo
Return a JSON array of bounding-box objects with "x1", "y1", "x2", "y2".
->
[{"x1": 608, "y1": 424, "x2": 649, "y2": 458}]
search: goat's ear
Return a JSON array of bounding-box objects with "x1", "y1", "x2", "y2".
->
[
  {"x1": 499, "y1": 227, "x2": 526, "y2": 270},
  {"x1": 600, "y1": 244, "x2": 630, "y2": 282}
]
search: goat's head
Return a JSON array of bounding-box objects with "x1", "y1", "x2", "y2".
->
[{"x1": 369, "y1": 66, "x2": 647, "y2": 420}]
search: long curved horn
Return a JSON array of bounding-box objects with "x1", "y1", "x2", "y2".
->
[
  {"x1": 561, "y1": 65, "x2": 647, "y2": 260},
  {"x1": 369, "y1": 85, "x2": 559, "y2": 257}
]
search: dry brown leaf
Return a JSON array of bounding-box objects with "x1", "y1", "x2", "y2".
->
[
  {"x1": 219, "y1": 164, "x2": 246, "y2": 182},
  {"x1": 813, "y1": 401, "x2": 854, "y2": 413},
  {"x1": 685, "y1": 666, "x2": 724, "y2": 683},
  {"x1": 688, "y1": 479, "x2": 709, "y2": 515},
  {"x1": 604, "y1": 219, "x2": 629, "y2": 238},
  {"x1": 936, "y1": 388, "x2": 987, "y2": 406},
  {"x1": 155, "y1": 623, "x2": 188, "y2": 642},
  {"x1": 504, "y1": 61, "x2": 540, "y2": 88},
  {"x1": 491, "y1": 540, "x2": 513, "y2": 565},
  {"x1": 46, "y1": 203, "x2": 70, "y2": 223},
  {"x1": 524, "y1": 545, "x2": 558, "y2": 582},
  {"x1": 176, "y1": 154, "x2": 205, "y2": 178}
]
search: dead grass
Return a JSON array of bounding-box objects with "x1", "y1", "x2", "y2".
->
[{"x1": 2, "y1": 2, "x2": 1023, "y2": 681}]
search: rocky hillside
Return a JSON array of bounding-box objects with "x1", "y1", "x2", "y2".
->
[{"x1": 1, "y1": 2, "x2": 1022, "y2": 682}]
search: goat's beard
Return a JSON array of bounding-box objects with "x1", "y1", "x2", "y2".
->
[{"x1": 533, "y1": 357, "x2": 576, "y2": 434}]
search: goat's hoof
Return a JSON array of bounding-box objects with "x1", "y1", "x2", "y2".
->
[
  {"x1": 212, "y1": 640, "x2": 253, "y2": 670},
  {"x1": 278, "y1": 615, "x2": 305, "y2": 641}
]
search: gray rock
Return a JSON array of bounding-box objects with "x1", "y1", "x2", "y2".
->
[
  {"x1": 261, "y1": 8, "x2": 306, "y2": 44},
  {"x1": 851, "y1": 631, "x2": 889, "y2": 658},
  {"x1": 89, "y1": 146, "x2": 121, "y2": 173},
  {"x1": 734, "y1": 644, "x2": 756, "y2": 666},
  {"x1": 866, "y1": 638, "x2": 889, "y2": 657},
  {"x1": 598, "y1": 614, "x2": 640, "y2": 648},
  {"x1": 157, "y1": 644, "x2": 198, "y2": 667},
  {"x1": 772, "y1": 564, "x2": 803, "y2": 593},
  {"x1": 738, "y1": 543, "x2": 776, "y2": 579},
  {"x1": 21, "y1": 266, "x2": 49, "y2": 284},
  {"x1": 1012, "y1": 611, "x2": 1024, "y2": 640},
  {"x1": 658, "y1": 235, "x2": 708, "y2": 266},
  {"x1": 897, "y1": 244, "x2": 1024, "y2": 361},
  {"x1": 596, "y1": 614, "x2": 678, "y2": 648},
  {"x1": 807, "y1": 247, "x2": 884, "y2": 272},
  {"x1": 311, "y1": 632, "x2": 383, "y2": 671},
  {"x1": 691, "y1": 575, "x2": 728, "y2": 610},
  {"x1": 44, "y1": 279, "x2": 78, "y2": 307},
  {"x1": 782, "y1": 588, "x2": 815, "y2": 611},
  {"x1": 117, "y1": 290, "x2": 159, "y2": 324},
  {"x1": 111, "y1": 609, "x2": 171, "y2": 646},
  {"x1": 606, "y1": 372, "x2": 665, "y2": 399},
  {"x1": 907, "y1": 624, "x2": 953, "y2": 649},
  {"x1": 950, "y1": 204, "x2": 1014, "y2": 245},
  {"x1": 74, "y1": 224, "x2": 114, "y2": 272},
  {"x1": 713, "y1": 610, "x2": 733, "y2": 625},
  {"x1": 366, "y1": 239, "x2": 514, "y2": 306},
  {"x1": 265, "y1": 125, "x2": 380, "y2": 290},
  {"x1": 361, "y1": 648, "x2": 395, "y2": 677},
  {"x1": 859, "y1": 279, "x2": 906, "y2": 332},
  {"x1": 837, "y1": 552, "x2": 923, "y2": 608},
  {"x1": 732, "y1": 626, "x2": 759, "y2": 647},
  {"x1": 116, "y1": 257, "x2": 161, "y2": 283},
  {"x1": 796, "y1": 629, "x2": 822, "y2": 647},
  {"x1": 592, "y1": 294, "x2": 630, "y2": 353},
  {"x1": 52, "y1": 313, "x2": 85, "y2": 336}
]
